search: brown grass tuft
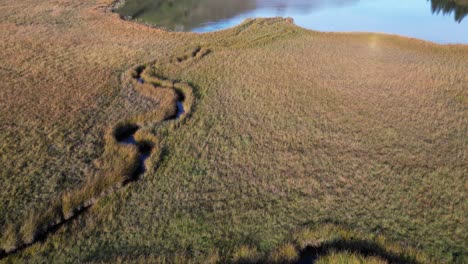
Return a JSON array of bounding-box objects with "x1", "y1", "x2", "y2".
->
[
  {"x1": 268, "y1": 243, "x2": 299, "y2": 263},
  {"x1": 232, "y1": 245, "x2": 262, "y2": 263}
]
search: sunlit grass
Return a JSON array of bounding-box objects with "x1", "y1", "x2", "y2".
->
[{"x1": 0, "y1": 0, "x2": 467, "y2": 262}]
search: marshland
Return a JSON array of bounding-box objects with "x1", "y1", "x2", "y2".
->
[{"x1": 0, "y1": 0, "x2": 467, "y2": 263}]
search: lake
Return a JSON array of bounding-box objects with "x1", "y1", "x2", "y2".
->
[{"x1": 116, "y1": 0, "x2": 468, "y2": 44}]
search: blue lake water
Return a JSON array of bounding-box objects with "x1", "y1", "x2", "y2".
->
[{"x1": 117, "y1": 0, "x2": 468, "y2": 44}]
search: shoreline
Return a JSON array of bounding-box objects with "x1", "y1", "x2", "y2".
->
[
  {"x1": 0, "y1": 0, "x2": 466, "y2": 262},
  {"x1": 111, "y1": 0, "x2": 468, "y2": 46}
]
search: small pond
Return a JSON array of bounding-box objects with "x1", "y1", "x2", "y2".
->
[{"x1": 116, "y1": 0, "x2": 468, "y2": 44}]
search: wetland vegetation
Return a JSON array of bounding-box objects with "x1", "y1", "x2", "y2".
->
[{"x1": 0, "y1": 0, "x2": 467, "y2": 263}]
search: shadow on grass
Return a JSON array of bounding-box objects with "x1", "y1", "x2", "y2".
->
[
  {"x1": 296, "y1": 238, "x2": 419, "y2": 264},
  {"x1": 113, "y1": 123, "x2": 140, "y2": 142},
  {"x1": 0, "y1": 205, "x2": 92, "y2": 260}
]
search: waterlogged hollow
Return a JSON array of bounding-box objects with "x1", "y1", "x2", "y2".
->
[{"x1": 116, "y1": 0, "x2": 468, "y2": 44}]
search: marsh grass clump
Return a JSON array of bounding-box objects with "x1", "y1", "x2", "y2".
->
[
  {"x1": 19, "y1": 200, "x2": 63, "y2": 245},
  {"x1": 102, "y1": 130, "x2": 143, "y2": 183},
  {"x1": 197, "y1": 48, "x2": 211, "y2": 58},
  {"x1": 231, "y1": 245, "x2": 262, "y2": 263},
  {"x1": 0, "y1": 223, "x2": 20, "y2": 252},
  {"x1": 268, "y1": 243, "x2": 299, "y2": 263},
  {"x1": 141, "y1": 66, "x2": 175, "y2": 87}
]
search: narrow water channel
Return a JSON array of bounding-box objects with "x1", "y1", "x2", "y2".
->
[
  {"x1": 114, "y1": 71, "x2": 186, "y2": 177},
  {"x1": 0, "y1": 65, "x2": 190, "y2": 259}
]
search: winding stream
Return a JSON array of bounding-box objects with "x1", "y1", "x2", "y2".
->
[
  {"x1": 114, "y1": 85, "x2": 186, "y2": 176},
  {"x1": 0, "y1": 61, "x2": 193, "y2": 259}
]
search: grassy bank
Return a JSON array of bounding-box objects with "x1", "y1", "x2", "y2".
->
[{"x1": 1, "y1": 0, "x2": 467, "y2": 263}]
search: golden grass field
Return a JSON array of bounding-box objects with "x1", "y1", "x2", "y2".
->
[{"x1": 0, "y1": 0, "x2": 467, "y2": 263}]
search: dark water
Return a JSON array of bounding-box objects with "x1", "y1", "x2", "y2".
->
[
  {"x1": 114, "y1": 101, "x2": 184, "y2": 175},
  {"x1": 117, "y1": 133, "x2": 151, "y2": 174},
  {"x1": 176, "y1": 101, "x2": 185, "y2": 118},
  {"x1": 116, "y1": 0, "x2": 468, "y2": 44}
]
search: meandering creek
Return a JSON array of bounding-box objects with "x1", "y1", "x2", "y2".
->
[
  {"x1": 0, "y1": 61, "x2": 193, "y2": 259},
  {"x1": 115, "y1": 126, "x2": 151, "y2": 175},
  {"x1": 114, "y1": 82, "x2": 186, "y2": 176}
]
